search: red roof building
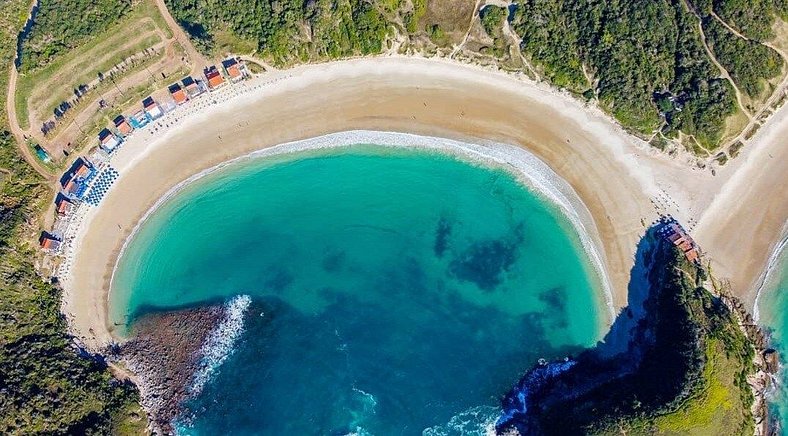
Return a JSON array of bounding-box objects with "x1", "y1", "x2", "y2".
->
[
  {"x1": 113, "y1": 115, "x2": 133, "y2": 136},
  {"x1": 55, "y1": 195, "x2": 75, "y2": 216},
  {"x1": 204, "y1": 66, "x2": 225, "y2": 89},
  {"x1": 222, "y1": 58, "x2": 244, "y2": 82},
  {"x1": 39, "y1": 233, "x2": 62, "y2": 252},
  {"x1": 169, "y1": 83, "x2": 189, "y2": 105}
]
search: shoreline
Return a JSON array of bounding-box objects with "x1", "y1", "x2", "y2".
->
[
  {"x1": 108, "y1": 132, "x2": 617, "y2": 328},
  {"x1": 753, "y1": 226, "x2": 788, "y2": 323},
  {"x1": 60, "y1": 56, "x2": 788, "y2": 350}
]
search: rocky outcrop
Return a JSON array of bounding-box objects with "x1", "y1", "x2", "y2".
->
[
  {"x1": 120, "y1": 305, "x2": 224, "y2": 434},
  {"x1": 496, "y1": 230, "x2": 761, "y2": 435}
]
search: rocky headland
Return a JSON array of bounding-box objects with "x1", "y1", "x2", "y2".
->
[
  {"x1": 495, "y1": 227, "x2": 776, "y2": 435},
  {"x1": 118, "y1": 304, "x2": 224, "y2": 434}
]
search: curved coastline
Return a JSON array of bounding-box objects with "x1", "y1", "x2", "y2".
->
[
  {"x1": 60, "y1": 55, "x2": 788, "y2": 351},
  {"x1": 108, "y1": 131, "x2": 617, "y2": 327}
]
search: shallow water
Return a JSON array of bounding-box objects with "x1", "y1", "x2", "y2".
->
[
  {"x1": 757, "y1": 245, "x2": 788, "y2": 434},
  {"x1": 111, "y1": 144, "x2": 607, "y2": 434}
]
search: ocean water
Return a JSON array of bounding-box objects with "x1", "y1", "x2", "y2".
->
[
  {"x1": 757, "y1": 244, "x2": 788, "y2": 433},
  {"x1": 111, "y1": 143, "x2": 607, "y2": 434}
]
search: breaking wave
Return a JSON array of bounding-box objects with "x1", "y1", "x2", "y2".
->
[
  {"x1": 422, "y1": 405, "x2": 499, "y2": 436},
  {"x1": 189, "y1": 294, "x2": 252, "y2": 396}
]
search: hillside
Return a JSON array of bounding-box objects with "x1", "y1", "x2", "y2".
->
[
  {"x1": 0, "y1": 0, "x2": 143, "y2": 433},
  {"x1": 164, "y1": 0, "x2": 788, "y2": 156},
  {"x1": 495, "y1": 232, "x2": 761, "y2": 435}
]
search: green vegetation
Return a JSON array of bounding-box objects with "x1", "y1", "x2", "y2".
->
[
  {"x1": 163, "y1": 0, "x2": 786, "y2": 152},
  {"x1": 15, "y1": 0, "x2": 176, "y2": 132},
  {"x1": 703, "y1": 15, "x2": 783, "y2": 98},
  {"x1": 405, "y1": 0, "x2": 426, "y2": 33},
  {"x1": 1, "y1": 1, "x2": 143, "y2": 433},
  {"x1": 479, "y1": 5, "x2": 507, "y2": 58},
  {"x1": 165, "y1": 0, "x2": 391, "y2": 64},
  {"x1": 497, "y1": 235, "x2": 757, "y2": 435},
  {"x1": 510, "y1": 0, "x2": 743, "y2": 146},
  {"x1": 709, "y1": 0, "x2": 788, "y2": 41},
  {"x1": 19, "y1": 0, "x2": 133, "y2": 72}
]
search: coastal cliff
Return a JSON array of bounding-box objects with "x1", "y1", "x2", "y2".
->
[{"x1": 496, "y1": 229, "x2": 772, "y2": 435}]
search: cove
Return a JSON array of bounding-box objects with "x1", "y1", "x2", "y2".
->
[{"x1": 110, "y1": 143, "x2": 607, "y2": 434}]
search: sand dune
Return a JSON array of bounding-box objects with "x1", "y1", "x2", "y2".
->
[{"x1": 61, "y1": 56, "x2": 788, "y2": 350}]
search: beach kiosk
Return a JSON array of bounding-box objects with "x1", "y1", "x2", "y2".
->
[
  {"x1": 113, "y1": 115, "x2": 133, "y2": 136},
  {"x1": 182, "y1": 76, "x2": 205, "y2": 98},
  {"x1": 60, "y1": 157, "x2": 95, "y2": 200},
  {"x1": 657, "y1": 216, "x2": 701, "y2": 264},
  {"x1": 168, "y1": 83, "x2": 189, "y2": 105},
  {"x1": 222, "y1": 57, "x2": 245, "y2": 82},
  {"x1": 98, "y1": 128, "x2": 121, "y2": 153},
  {"x1": 204, "y1": 65, "x2": 225, "y2": 90},
  {"x1": 55, "y1": 194, "x2": 75, "y2": 216},
  {"x1": 130, "y1": 110, "x2": 151, "y2": 129},
  {"x1": 143, "y1": 96, "x2": 163, "y2": 120},
  {"x1": 39, "y1": 232, "x2": 62, "y2": 253}
]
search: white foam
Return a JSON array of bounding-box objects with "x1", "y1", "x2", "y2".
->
[
  {"x1": 189, "y1": 294, "x2": 252, "y2": 396},
  {"x1": 422, "y1": 405, "x2": 500, "y2": 436},
  {"x1": 753, "y1": 227, "x2": 788, "y2": 322},
  {"x1": 110, "y1": 130, "x2": 616, "y2": 326}
]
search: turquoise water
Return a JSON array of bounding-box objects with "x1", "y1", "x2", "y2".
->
[
  {"x1": 111, "y1": 144, "x2": 607, "y2": 434},
  {"x1": 757, "y1": 244, "x2": 788, "y2": 434}
]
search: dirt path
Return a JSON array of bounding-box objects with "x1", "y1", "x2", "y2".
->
[
  {"x1": 6, "y1": 63, "x2": 54, "y2": 180},
  {"x1": 709, "y1": 11, "x2": 750, "y2": 41},
  {"x1": 450, "y1": 0, "x2": 483, "y2": 59},
  {"x1": 687, "y1": 7, "x2": 753, "y2": 121},
  {"x1": 4, "y1": 0, "x2": 53, "y2": 179},
  {"x1": 153, "y1": 0, "x2": 209, "y2": 76}
]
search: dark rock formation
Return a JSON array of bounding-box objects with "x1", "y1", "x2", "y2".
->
[
  {"x1": 121, "y1": 305, "x2": 223, "y2": 434},
  {"x1": 496, "y1": 226, "x2": 760, "y2": 435}
]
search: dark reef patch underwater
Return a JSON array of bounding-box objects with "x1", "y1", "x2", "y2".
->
[
  {"x1": 112, "y1": 144, "x2": 761, "y2": 435},
  {"x1": 112, "y1": 144, "x2": 608, "y2": 434}
]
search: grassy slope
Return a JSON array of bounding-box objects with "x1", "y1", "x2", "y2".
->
[
  {"x1": 15, "y1": 0, "x2": 173, "y2": 131},
  {"x1": 619, "y1": 251, "x2": 755, "y2": 435},
  {"x1": 0, "y1": 0, "x2": 144, "y2": 433}
]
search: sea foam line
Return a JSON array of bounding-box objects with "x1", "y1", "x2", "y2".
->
[
  {"x1": 189, "y1": 294, "x2": 252, "y2": 396},
  {"x1": 109, "y1": 130, "x2": 616, "y2": 323},
  {"x1": 422, "y1": 405, "x2": 500, "y2": 436},
  {"x1": 753, "y1": 224, "x2": 788, "y2": 322}
]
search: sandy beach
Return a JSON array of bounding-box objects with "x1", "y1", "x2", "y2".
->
[{"x1": 60, "y1": 56, "x2": 788, "y2": 350}]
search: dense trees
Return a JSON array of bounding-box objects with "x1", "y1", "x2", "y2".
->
[
  {"x1": 165, "y1": 0, "x2": 391, "y2": 64},
  {"x1": 1, "y1": 2, "x2": 141, "y2": 432},
  {"x1": 708, "y1": 0, "x2": 788, "y2": 40},
  {"x1": 511, "y1": 0, "x2": 740, "y2": 146},
  {"x1": 19, "y1": 0, "x2": 132, "y2": 72},
  {"x1": 704, "y1": 16, "x2": 782, "y2": 98},
  {"x1": 509, "y1": 0, "x2": 786, "y2": 147}
]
